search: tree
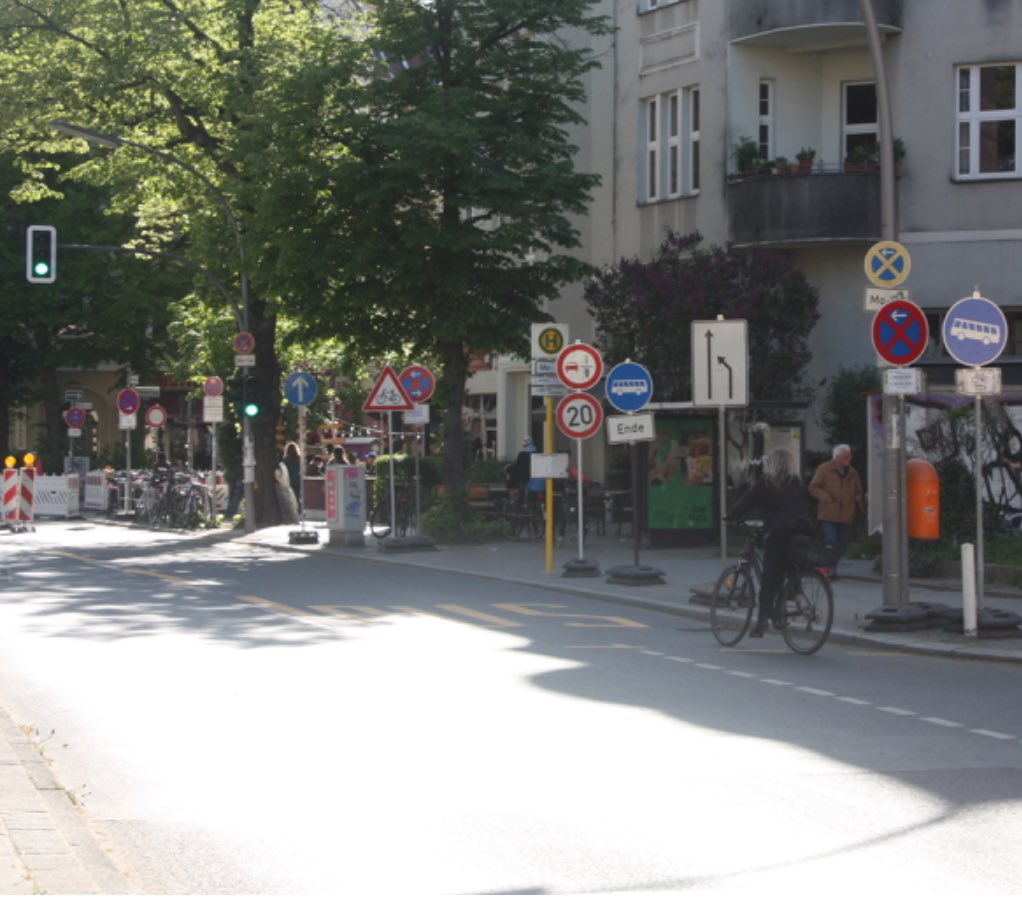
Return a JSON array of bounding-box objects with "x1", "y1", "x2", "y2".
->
[
  {"x1": 584, "y1": 231, "x2": 821, "y2": 402},
  {"x1": 0, "y1": 0, "x2": 360, "y2": 523},
  {"x1": 291, "y1": 0, "x2": 611, "y2": 488}
]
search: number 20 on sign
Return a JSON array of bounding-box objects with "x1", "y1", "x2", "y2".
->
[{"x1": 556, "y1": 393, "x2": 604, "y2": 440}]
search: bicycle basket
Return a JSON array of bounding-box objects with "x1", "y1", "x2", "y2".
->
[{"x1": 786, "y1": 534, "x2": 835, "y2": 568}]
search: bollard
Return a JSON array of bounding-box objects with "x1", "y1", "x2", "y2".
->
[{"x1": 961, "y1": 542, "x2": 977, "y2": 638}]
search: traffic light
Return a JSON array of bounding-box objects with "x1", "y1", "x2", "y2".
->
[
  {"x1": 26, "y1": 225, "x2": 57, "y2": 283},
  {"x1": 242, "y1": 375, "x2": 260, "y2": 419}
]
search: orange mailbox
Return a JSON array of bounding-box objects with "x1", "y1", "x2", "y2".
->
[{"x1": 907, "y1": 458, "x2": 939, "y2": 540}]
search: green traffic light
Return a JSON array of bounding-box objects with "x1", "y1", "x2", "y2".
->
[
  {"x1": 243, "y1": 401, "x2": 260, "y2": 418},
  {"x1": 33, "y1": 261, "x2": 50, "y2": 277}
]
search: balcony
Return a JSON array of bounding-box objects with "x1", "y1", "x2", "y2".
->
[
  {"x1": 727, "y1": 169, "x2": 881, "y2": 247},
  {"x1": 730, "y1": 0, "x2": 902, "y2": 48}
]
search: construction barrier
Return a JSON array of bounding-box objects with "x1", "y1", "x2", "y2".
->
[
  {"x1": 2, "y1": 468, "x2": 35, "y2": 524},
  {"x1": 34, "y1": 474, "x2": 80, "y2": 518},
  {"x1": 84, "y1": 470, "x2": 109, "y2": 511}
]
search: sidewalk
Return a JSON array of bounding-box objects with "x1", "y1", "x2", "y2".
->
[{"x1": 243, "y1": 522, "x2": 1022, "y2": 664}]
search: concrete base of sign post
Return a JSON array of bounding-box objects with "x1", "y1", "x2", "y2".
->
[
  {"x1": 288, "y1": 528, "x2": 320, "y2": 545},
  {"x1": 604, "y1": 563, "x2": 666, "y2": 586},
  {"x1": 377, "y1": 535, "x2": 437, "y2": 553},
  {"x1": 327, "y1": 528, "x2": 365, "y2": 548},
  {"x1": 562, "y1": 557, "x2": 600, "y2": 578}
]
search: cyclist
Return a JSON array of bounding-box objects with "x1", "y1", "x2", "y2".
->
[{"x1": 725, "y1": 448, "x2": 813, "y2": 638}]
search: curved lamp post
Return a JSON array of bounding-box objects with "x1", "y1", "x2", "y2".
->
[{"x1": 50, "y1": 119, "x2": 256, "y2": 532}]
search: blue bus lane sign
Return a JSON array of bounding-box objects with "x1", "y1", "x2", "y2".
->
[
  {"x1": 605, "y1": 361, "x2": 653, "y2": 413},
  {"x1": 942, "y1": 295, "x2": 1008, "y2": 367}
]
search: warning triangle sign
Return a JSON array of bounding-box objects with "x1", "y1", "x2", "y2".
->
[{"x1": 363, "y1": 364, "x2": 415, "y2": 412}]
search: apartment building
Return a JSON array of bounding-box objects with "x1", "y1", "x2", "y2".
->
[{"x1": 471, "y1": 0, "x2": 1022, "y2": 476}]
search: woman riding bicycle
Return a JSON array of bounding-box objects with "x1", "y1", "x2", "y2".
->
[{"x1": 725, "y1": 448, "x2": 813, "y2": 638}]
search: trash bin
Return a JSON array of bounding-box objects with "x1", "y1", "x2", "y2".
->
[{"x1": 907, "y1": 457, "x2": 939, "y2": 540}]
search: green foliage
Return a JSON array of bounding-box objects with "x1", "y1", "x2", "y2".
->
[
  {"x1": 467, "y1": 457, "x2": 511, "y2": 485},
  {"x1": 818, "y1": 364, "x2": 880, "y2": 486},
  {"x1": 420, "y1": 489, "x2": 509, "y2": 542},
  {"x1": 585, "y1": 231, "x2": 820, "y2": 403}
]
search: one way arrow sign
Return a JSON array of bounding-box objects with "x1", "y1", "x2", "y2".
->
[{"x1": 691, "y1": 319, "x2": 749, "y2": 407}]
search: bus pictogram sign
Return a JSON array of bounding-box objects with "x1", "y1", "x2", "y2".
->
[
  {"x1": 941, "y1": 295, "x2": 1008, "y2": 367},
  {"x1": 871, "y1": 299, "x2": 928, "y2": 366}
]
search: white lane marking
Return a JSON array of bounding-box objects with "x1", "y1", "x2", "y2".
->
[
  {"x1": 970, "y1": 729, "x2": 1016, "y2": 741},
  {"x1": 921, "y1": 717, "x2": 963, "y2": 729},
  {"x1": 879, "y1": 706, "x2": 916, "y2": 716},
  {"x1": 837, "y1": 696, "x2": 872, "y2": 706},
  {"x1": 796, "y1": 687, "x2": 834, "y2": 697},
  {"x1": 761, "y1": 678, "x2": 793, "y2": 686}
]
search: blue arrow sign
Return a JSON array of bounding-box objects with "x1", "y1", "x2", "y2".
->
[
  {"x1": 605, "y1": 361, "x2": 654, "y2": 413},
  {"x1": 941, "y1": 296, "x2": 1008, "y2": 367},
  {"x1": 284, "y1": 372, "x2": 319, "y2": 407}
]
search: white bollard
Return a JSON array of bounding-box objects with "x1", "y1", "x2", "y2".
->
[{"x1": 961, "y1": 542, "x2": 977, "y2": 638}]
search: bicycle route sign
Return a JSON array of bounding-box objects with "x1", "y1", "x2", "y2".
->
[
  {"x1": 941, "y1": 295, "x2": 1008, "y2": 367},
  {"x1": 363, "y1": 365, "x2": 414, "y2": 412},
  {"x1": 556, "y1": 392, "x2": 604, "y2": 440},
  {"x1": 871, "y1": 299, "x2": 928, "y2": 366},
  {"x1": 605, "y1": 361, "x2": 653, "y2": 413}
]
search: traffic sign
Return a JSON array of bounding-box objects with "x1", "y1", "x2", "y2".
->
[
  {"x1": 532, "y1": 323, "x2": 568, "y2": 359},
  {"x1": 865, "y1": 240, "x2": 911, "y2": 288},
  {"x1": 942, "y1": 295, "x2": 1008, "y2": 367},
  {"x1": 233, "y1": 331, "x2": 256, "y2": 354},
  {"x1": 556, "y1": 392, "x2": 604, "y2": 440},
  {"x1": 605, "y1": 361, "x2": 654, "y2": 413},
  {"x1": 691, "y1": 319, "x2": 748, "y2": 407},
  {"x1": 363, "y1": 365, "x2": 414, "y2": 412},
  {"x1": 607, "y1": 412, "x2": 655, "y2": 443},
  {"x1": 145, "y1": 404, "x2": 168, "y2": 429},
  {"x1": 117, "y1": 387, "x2": 140, "y2": 415},
  {"x1": 63, "y1": 407, "x2": 86, "y2": 429},
  {"x1": 203, "y1": 396, "x2": 224, "y2": 423},
  {"x1": 956, "y1": 367, "x2": 1002, "y2": 396},
  {"x1": 871, "y1": 300, "x2": 928, "y2": 366},
  {"x1": 284, "y1": 372, "x2": 319, "y2": 407},
  {"x1": 398, "y1": 365, "x2": 435, "y2": 403},
  {"x1": 204, "y1": 376, "x2": 224, "y2": 397},
  {"x1": 556, "y1": 342, "x2": 604, "y2": 391}
]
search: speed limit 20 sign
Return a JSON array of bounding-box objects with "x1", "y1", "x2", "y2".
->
[{"x1": 556, "y1": 392, "x2": 604, "y2": 440}]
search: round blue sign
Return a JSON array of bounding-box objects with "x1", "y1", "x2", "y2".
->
[
  {"x1": 284, "y1": 372, "x2": 319, "y2": 407},
  {"x1": 941, "y1": 296, "x2": 1008, "y2": 367},
  {"x1": 605, "y1": 361, "x2": 654, "y2": 413}
]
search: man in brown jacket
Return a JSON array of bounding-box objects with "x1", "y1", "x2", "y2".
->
[{"x1": 808, "y1": 443, "x2": 864, "y2": 578}]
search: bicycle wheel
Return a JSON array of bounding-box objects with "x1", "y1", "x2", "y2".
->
[
  {"x1": 370, "y1": 501, "x2": 392, "y2": 539},
  {"x1": 395, "y1": 501, "x2": 410, "y2": 538},
  {"x1": 780, "y1": 568, "x2": 834, "y2": 655},
  {"x1": 710, "y1": 564, "x2": 755, "y2": 647}
]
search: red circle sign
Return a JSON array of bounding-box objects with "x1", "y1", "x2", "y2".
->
[
  {"x1": 204, "y1": 376, "x2": 225, "y2": 397},
  {"x1": 556, "y1": 393, "x2": 604, "y2": 440},
  {"x1": 117, "y1": 388, "x2": 141, "y2": 415},
  {"x1": 145, "y1": 405, "x2": 168, "y2": 429},
  {"x1": 398, "y1": 365, "x2": 435, "y2": 403},
  {"x1": 872, "y1": 300, "x2": 929, "y2": 366},
  {"x1": 64, "y1": 407, "x2": 86, "y2": 429},
  {"x1": 556, "y1": 342, "x2": 604, "y2": 390},
  {"x1": 233, "y1": 331, "x2": 256, "y2": 354}
]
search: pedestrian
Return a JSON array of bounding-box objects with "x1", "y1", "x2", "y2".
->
[
  {"x1": 512, "y1": 437, "x2": 537, "y2": 510},
  {"x1": 283, "y1": 442, "x2": 302, "y2": 510},
  {"x1": 331, "y1": 445, "x2": 352, "y2": 466},
  {"x1": 808, "y1": 443, "x2": 864, "y2": 579},
  {"x1": 726, "y1": 447, "x2": 813, "y2": 638}
]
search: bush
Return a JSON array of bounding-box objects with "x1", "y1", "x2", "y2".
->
[
  {"x1": 420, "y1": 489, "x2": 509, "y2": 542},
  {"x1": 467, "y1": 457, "x2": 512, "y2": 485}
]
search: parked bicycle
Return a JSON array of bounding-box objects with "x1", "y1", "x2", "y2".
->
[
  {"x1": 370, "y1": 483, "x2": 412, "y2": 538},
  {"x1": 710, "y1": 520, "x2": 834, "y2": 654},
  {"x1": 134, "y1": 468, "x2": 216, "y2": 530}
]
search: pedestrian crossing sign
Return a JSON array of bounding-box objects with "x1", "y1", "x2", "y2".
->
[{"x1": 363, "y1": 365, "x2": 414, "y2": 412}]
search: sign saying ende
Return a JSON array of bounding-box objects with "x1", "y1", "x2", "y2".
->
[{"x1": 607, "y1": 413, "x2": 654, "y2": 443}]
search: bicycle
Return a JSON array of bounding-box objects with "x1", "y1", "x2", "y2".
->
[
  {"x1": 710, "y1": 520, "x2": 835, "y2": 655},
  {"x1": 370, "y1": 485, "x2": 412, "y2": 538}
]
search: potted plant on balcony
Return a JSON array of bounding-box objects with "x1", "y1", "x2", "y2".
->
[
  {"x1": 773, "y1": 155, "x2": 791, "y2": 174},
  {"x1": 796, "y1": 147, "x2": 815, "y2": 172},
  {"x1": 844, "y1": 143, "x2": 878, "y2": 172},
  {"x1": 732, "y1": 136, "x2": 763, "y2": 177}
]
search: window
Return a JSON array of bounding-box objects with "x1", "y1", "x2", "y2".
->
[
  {"x1": 956, "y1": 63, "x2": 1021, "y2": 178},
  {"x1": 758, "y1": 80, "x2": 773, "y2": 161},
  {"x1": 844, "y1": 82, "x2": 878, "y2": 160},
  {"x1": 640, "y1": 86, "x2": 700, "y2": 202}
]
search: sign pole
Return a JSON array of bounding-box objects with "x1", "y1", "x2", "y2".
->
[
  {"x1": 975, "y1": 393, "x2": 985, "y2": 608},
  {"x1": 545, "y1": 396, "x2": 554, "y2": 573},
  {"x1": 388, "y1": 410, "x2": 397, "y2": 536},
  {"x1": 123, "y1": 427, "x2": 132, "y2": 515},
  {"x1": 575, "y1": 437, "x2": 584, "y2": 561},
  {"x1": 719, "y1": 405, "x2": 727, "y2": 565}
]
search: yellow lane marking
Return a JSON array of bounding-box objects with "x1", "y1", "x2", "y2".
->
[
  {"x1": 123, "y1": 567, "x2": 195, "y2": 585},
  {"x1": 494, "y1": 602, "x2": 647, "y2": 629},
  {"x1": 436, "y1": 604, "x2": 521, "y2": 627},
  {"x1": 392, "y1": 605, "x2": 520, "y2": 628},
  {"x1": 235, "y1": 594, "x2": 311, "y2": 617},
  {"x1": 309, "y1": 604, "x2": 390, "y2": 624},
  {"x1": 54, "y1": 551, "x2": 202, "y2": 587}
]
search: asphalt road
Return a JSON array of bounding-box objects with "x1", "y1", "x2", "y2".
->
[{"x1": 3, "y1": 521, "x2": 1022, "y2": 893}]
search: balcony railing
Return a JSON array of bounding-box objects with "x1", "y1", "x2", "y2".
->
[
  {"x1": 727, "y1": 166, "x2": 881, "y2": 246},
  {"x1": 730, "y1": 0, "x2": 902, "y2": 45}
]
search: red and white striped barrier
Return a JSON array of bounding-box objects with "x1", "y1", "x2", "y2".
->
[
  {"x1": 3, "y1": 468, "x2": 35, "y2": 524},
  {"x1": 84, "y1": 470, "x2": 109, "y2": 511}
]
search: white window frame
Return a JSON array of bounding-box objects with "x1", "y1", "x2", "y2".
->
[
  {"x1": 758, "y1": 80, "x2": 774, "y2": 162},
  {"x1": 956, "y1": 63, "x2": 1022, "y2": 179},
  {"x1": 640, "y1": 86, "x2": 700, "y2": 204},
  {"x1": 843, "y1": 81, "x2": 878, "y2": 159}
]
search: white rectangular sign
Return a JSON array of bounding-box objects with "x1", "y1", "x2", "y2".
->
[
  {"x1": 530, "y1": 381, "x2": 568, "y2": 397},
  {"x1": 203, "y1": 396, "x2": 224, "y2": 423},
  {"x1": 118, "y1": 413, "x2": 137, "y2": 430},
  {"x1": 531, "y1": 322, "x2": 569, "y2": 360},
  {"x1": 530, "y1": 452, "x2": 569, "y2": 479},
  {"x1": 691, "y1": 319, "x2": 749, "y2": 407},
  {"x1": 404, "y1": 403, "x2": 430, "y2": 425},
  {"x1": 607, "y1": 413, "x2": 655, "y2": 443},
  {"x1": 235, "y1": 353, "x2": 255, "y2": 368},
  {"x1": 956, "y1": 366, "x2": 1001, "y2": 396},
  {"x1": 865, "y1": 287, "x2": 910, "y2": 312},
  {"x1": 883, "y1": 367, "x2": 924, "y2": 395}
]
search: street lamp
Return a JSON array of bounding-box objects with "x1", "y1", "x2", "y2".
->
[{"x1": 50, "y1": 119, "x2": 257, "y2": 532}]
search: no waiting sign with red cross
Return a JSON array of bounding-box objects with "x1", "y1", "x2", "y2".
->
[{"x1": 871, "y1": 299, "x2": 929, "y2": 366}]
